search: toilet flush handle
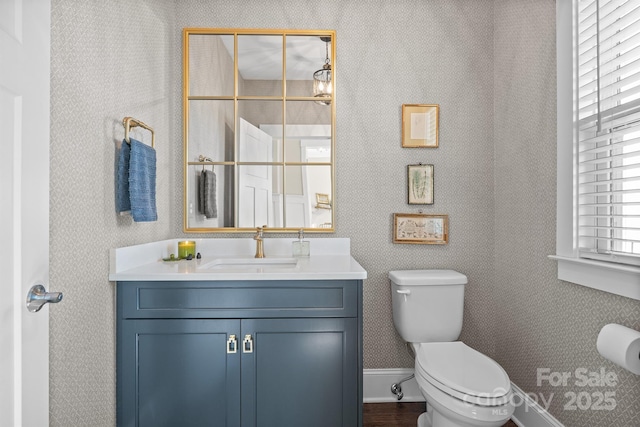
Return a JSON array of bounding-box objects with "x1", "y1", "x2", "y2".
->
[{"x1": 396, "y1": 289, "x2": 411, "y2": 302}]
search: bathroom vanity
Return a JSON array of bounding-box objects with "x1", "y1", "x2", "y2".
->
[{"x1": 110, "y1": 238, "x2": 366, "y2": 427}]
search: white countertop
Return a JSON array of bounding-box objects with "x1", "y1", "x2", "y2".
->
[{"x1": 109, "y1": 238, "x2": 367, "y2": 281}]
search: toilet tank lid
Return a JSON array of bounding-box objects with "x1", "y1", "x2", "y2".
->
[{"x1": 388, "y1": 269, "x2": 467, "y2": 286}]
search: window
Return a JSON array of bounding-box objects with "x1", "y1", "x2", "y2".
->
[
  {"x1": 554, "y1": 0, "x2": 640, "y2": 299},
  {"x1": 577, "y1": 0, "x2": 640, "y2": 266}
]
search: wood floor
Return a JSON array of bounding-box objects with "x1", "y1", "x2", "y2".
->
[{"x1": 363, "y1": 402, "x2": 518, "y2": 427}]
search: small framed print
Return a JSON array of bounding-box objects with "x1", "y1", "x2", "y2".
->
[
  {"x1": 407, "y1": 164, "x2": 434, "y2": 205},
  {"x1": 315, "y1": 193, "x2": 331, "y2": 209},
  {"x1": 393, "y1": 213, "x2": 448, "y2": 245},
  {"x1": 402, "y1": 104, "x2": 439, "y2": 148}
]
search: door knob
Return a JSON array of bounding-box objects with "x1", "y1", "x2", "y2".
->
[{"x1": 26, "y1": 284, "x2": 63, "y2": 313}]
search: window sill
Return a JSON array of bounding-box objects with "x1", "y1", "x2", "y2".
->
[{"x1": 549, "y1": 255, "x2": 640, "y2": 301}]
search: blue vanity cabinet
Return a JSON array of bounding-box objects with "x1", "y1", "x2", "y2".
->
[
  {"x1": 240, "y1": 317, "x2": 358, "y2": 427},
  {"x1": 116, "y1": 280, "x2": 363, "y2": 427},
  {"x1": 117, "y1": 319, "x2": 241, "y2": 427}
]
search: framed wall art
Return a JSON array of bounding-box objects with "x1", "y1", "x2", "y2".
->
[
  {"x1": 407, "y1": 163, "x2": 434, "y2": 204},
  {"x1": 402, "y1": 104, "x2": 439, "y2": 148},
  {"x1": 315, "y1": 193, "x2": 332, "y2": 209},
  {"x1": 393, "y1": 213, "x2": 448, "y2": 244}
]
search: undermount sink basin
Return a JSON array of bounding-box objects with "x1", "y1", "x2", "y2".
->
[{"x1": 203, "y1": 257, "x2": 299, "y2": 270}]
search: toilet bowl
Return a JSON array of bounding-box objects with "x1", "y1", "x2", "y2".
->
[
  {"x1": 389, "y1": 270, "x2": 514, "y2": 427},
  {"x1": 413, "y1": 342, "x2": 514, "y2": 427}
]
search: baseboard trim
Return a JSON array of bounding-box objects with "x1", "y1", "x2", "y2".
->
[
  {"x1": 510, "y1": 382, "x2": 565, "y2": 427},
  {"x1": 363, "y1": 368, "x2": 424, "y2": 403},
  {"x1": 363, "y1": 370, "x2": 565, "y2": 427}
]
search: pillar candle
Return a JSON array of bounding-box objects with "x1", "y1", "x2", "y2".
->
[{"x1": 178, "y1": 240, "x2": 196, "y2": 259}]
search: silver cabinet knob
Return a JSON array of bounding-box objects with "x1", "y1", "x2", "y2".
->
[{"x1": 26, "y1": 284, "x2": 63, "y2": 313}]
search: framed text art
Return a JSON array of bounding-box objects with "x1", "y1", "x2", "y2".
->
[
  {"x1": 401, "y1": 104, "x2": 439, "y2": 148},
  {"x1": 393, "y1": 213, "x2": 448, "y2": 244}
]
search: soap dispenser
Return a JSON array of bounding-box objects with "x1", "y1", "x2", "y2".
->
[{"x1": 292, "y1": 229, "x2": 310, "y2": 257}]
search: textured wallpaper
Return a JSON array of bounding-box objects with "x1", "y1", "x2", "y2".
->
[
  {"x1": 493, "y1": 1, "x2": 640, "y2": 426},
  {"x1": 49, "y1": 1, "x2": 178, "y2": 425},
  {"x1": 172, "y1": 0, "x2": 497, "y2": 371},
  {"x1": 49, "y1": 1, "x2": 640, "y2": 426}
]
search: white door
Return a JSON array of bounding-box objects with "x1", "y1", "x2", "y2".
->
[
  {"x1": 0, "y1": 1, "x2": 52, "y2": 426},
  {"x1": 238, "y1": 118, "x2": 273, "y2": 227},
  {"x1": 301, "y1": 139, "x2": 332, "y2": 227}
]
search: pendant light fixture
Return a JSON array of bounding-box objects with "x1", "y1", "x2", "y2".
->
[{"x1": 313, "y1": 37, "x2": 332, "y2": 105}]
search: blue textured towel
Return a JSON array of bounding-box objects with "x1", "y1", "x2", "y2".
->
[
  {"x1": 116, "y1": 141, "x2": 131, "y2": 213},
  {"x1": 128, "y1": 138, "x2": 157, "y2": 222}
]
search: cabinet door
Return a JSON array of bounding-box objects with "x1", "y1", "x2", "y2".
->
[
  {"x1": 118, "y1": 319, "x2": 240, "y2": 427},
  {"x1": 241, "y1": 318, "x2": 358, "y2": 427}
]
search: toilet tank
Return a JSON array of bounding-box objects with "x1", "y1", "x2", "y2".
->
[{"x1": 389, "y1": 270, "x2": 466, "y2": 343}]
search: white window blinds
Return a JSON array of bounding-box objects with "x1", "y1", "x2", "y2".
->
[{"x1": 578, "y1": 0, "x2": 640, "y2": 266}]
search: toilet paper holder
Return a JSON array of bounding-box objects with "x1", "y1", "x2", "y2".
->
[{"x1": 597, "y1": 323, "x2": 640, "y2": 375}]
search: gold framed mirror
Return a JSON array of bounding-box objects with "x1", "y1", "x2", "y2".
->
[{"x1": 183, "y1": 28, "x2": 336, "y2": 233}]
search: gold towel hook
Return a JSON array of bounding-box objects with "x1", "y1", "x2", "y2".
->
[{"x1": 123, "y1": 116, "x2": 155, "y2": 148}]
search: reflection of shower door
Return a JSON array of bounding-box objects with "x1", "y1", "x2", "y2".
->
[{"x1": 238, "y1": 119, "x2": 273, "y2": 227}]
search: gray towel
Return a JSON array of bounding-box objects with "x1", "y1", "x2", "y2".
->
[
  {"x1": 203, "y1": 169, "x2": 217, "y2": 219},
  {"x1": 197, "y1": 171, "x2": 205, "y2": 214}
]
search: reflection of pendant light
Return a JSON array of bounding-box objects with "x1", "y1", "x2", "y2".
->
[{"x1": 313, "y1": 37, "x2": 332, "y2": 105}]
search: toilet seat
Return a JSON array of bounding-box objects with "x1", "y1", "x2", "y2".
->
[{"x1": 415, "y1": 341, "x2": 511, "y2": 407}]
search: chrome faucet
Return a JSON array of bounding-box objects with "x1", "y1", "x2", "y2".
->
[{"x1": 254, "y1": 225, "x2": 267, "y2": 258}]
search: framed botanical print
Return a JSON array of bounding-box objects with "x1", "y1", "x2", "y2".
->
[{"x1": 407, "y1": 164, "x2": 434, "y2": 204}]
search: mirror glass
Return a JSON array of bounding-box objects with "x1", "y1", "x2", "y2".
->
[{"x1": 183, "y1": 29, "x2": 335, "y2": 232}]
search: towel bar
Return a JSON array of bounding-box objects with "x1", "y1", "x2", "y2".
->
[
  {"x1": 198, "y1": 154, "x2": 214, "y2": 171},
  {"x1": 123, "y1": 117, "x2": 155, "y2": 148}
]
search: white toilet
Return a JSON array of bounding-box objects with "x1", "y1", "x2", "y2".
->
[{"x1": 389, "y1": 270, "x2": 514, "y2": 427}]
